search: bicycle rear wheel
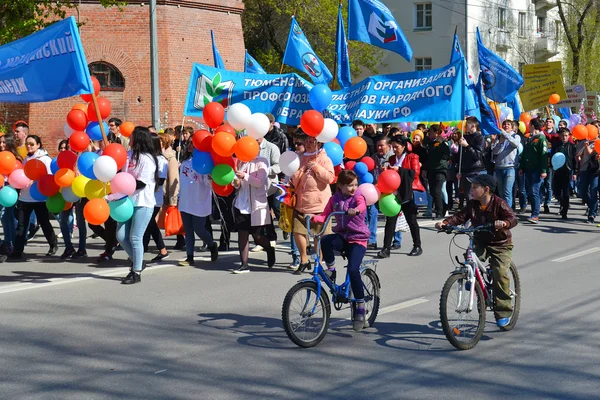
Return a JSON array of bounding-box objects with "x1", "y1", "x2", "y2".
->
[
  {"x1": 440, "y1": 273, "x2": 486, "y2": 350},
  {"x1": 282, "y1": 281, "x2": 331, "y2": 348},
  {"x1": 498, "y1": 262, "x2": 521, "y2": 332},
  {"x1": 362, "y1": 269, "x2": 380, "y2": 328}
]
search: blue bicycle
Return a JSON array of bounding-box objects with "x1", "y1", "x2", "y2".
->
[{"x1": 282, "y1": 212, "x2": 381, "y2": 348}]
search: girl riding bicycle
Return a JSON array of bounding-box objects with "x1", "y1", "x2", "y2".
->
[
  {"x1": 312, "y1": 170, "x2": 370, "y2": 332},
  {"x1": 435, "y1": 174, "x2": 518, "y2": 328}
]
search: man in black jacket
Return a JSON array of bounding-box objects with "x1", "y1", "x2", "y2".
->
[
  {"x1": 353, "y1": 119, "x2": 376, "y2": 157},
  {"x1": 552, "y1": 128, "x2": 577, "y2": 219},
  {"x1": 264, "y1": 113, "x2": 289, "y2": 156},
  {"x1": 456, "y1": 117, "x2": 486, "y2": 208}
]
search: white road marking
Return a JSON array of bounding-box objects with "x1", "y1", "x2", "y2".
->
[
  {"x1": 154, "y1": 369, "x2": 167, "y2": 374},
  {"x1": 329, "y1": 297, "x2": 429, "y2": 328},
  {"x1": 551, "y1": 247, "x2": 600, "y2": 262}
]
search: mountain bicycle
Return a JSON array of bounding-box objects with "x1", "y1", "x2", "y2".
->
[
  {"x1": 282, "y1": 212, "x2": 381, "y2": 348},
  {"x1": 439, "y1": 224, "x2": 521, "y2": 350}
]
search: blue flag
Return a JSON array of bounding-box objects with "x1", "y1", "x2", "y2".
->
[
  {"x1": 336, "y1": 4, "x2": 352, "y2": 88},
  {"x1": 245, "y1": 50, "x2": 266, "y2": 74},
  {"x1": 0, "y1": 17, "x2": 93, "y2": 103},
  {"x1": 476, "y1": 28, "x2": 523, "y2": 103},
  {"x1": 475, "y1": 74, "x2": 501, "y2": 135},
  {"x1": 348, "y1": 0, "x2": 412, "y2": 62},
  {"x1": 558, "y1": 107, "x2": 572, "y2": 119},
  {"x1": 211, "y1": 30, "x2": 225, "y2": 69},
  {"x1": 283, "y1": 17, "x2": 333, "y2": 85},
  {"x1": 508, "y1": 95, "x2": 522, "y2": 120},
  {"x1": 449, "y1": 33, "x2": 479, "y2": 120}
]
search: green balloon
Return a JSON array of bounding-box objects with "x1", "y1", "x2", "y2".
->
[
  {"x1": 212, "y1": 164, "x2": 235, "y2": 186},
  {"x1": 379, "y1": 193, "x2": 401, "y2": 217},
  {"x1": 46, "y1": 193, "x2": 66, "y2": 214},
  {"x1": 109, "y1": 197, "x2": 134, "y2": 222}
]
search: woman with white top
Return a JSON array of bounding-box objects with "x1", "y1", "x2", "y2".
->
[
  {"x1": 118, "y1": 127, "x2": 159, "y2": 285},
  {"x1": 9, "y1": 135, "x2": 58, "y2": 260}
]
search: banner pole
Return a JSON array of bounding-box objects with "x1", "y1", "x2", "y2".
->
[{"x1": 90, "y1": 92, "x2": 109, "y2": 147}]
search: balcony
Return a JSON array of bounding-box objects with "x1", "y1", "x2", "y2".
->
[
  {"x1": 535, "y1": 35, "x2": 559, "y2": 61},
  {"x1": 496, "y1": 31, "x2": 510, "y2": 52},
  {"x1": 534, "y1": 0, "x2": 556, "y2": 14}
]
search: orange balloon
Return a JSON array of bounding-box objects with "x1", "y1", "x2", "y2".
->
[
  {"x1": 24, "y1": 159, "x2": 48, "y2": 181},
  {"x1": 120, "y1": 121, "x2": 135, "y2": 138},
  {"x1": 344, "y1": 137, "x2": 367, "y2": 160},
  {"x1": 84, "y1": 198, "x2": 110, "y2": 225},
  {"x1": 594, "y1": 140, "x2": 600, "y2": 154},
  {"x1": 0, "y1": 174, "x2": 4, "y2": 187},
  {"x1": 573, "y1": 124, "x2": 588, "y2": 141},
  {"x1": 549, "y1": 94, "x2": 561, "y2": 105},
  {"x1": 72, "y1": 103, "x2": 88, "y2": 114},
  {"x1": 519, "y1": 112, "x2": 532, "y2": 125},
  {"x1": 54, "y1": 168, "x2": 75, "y2": 188},
  {"x1": 0, "y1": 151, "x2": 16, "y2": 175},
  {"x1": 212, "y1": 131, "x2": 237, "y2": 157},
  {"x1": 215, "y1": 123, "x2": 236, "y2": 137},
  {"x1": 587, "y1": 124, "x2": 599, "y2": 141},
  {"x1": 234, "y1": 136, "x2": 260, "y2": 162},
  {"x1": 64, "y1": 202, "x2": 73, "y2": 211}
]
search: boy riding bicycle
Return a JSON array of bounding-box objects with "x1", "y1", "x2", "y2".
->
[{"x1": 435, "y1": 174, "x2": 518, "y2": 328}]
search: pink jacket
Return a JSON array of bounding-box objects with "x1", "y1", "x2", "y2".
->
[
  {"x1": 235, "y1": 157, "x2": 271, "y2": 226},
  {"x1": 290, "y1": 149, "x2": 335, "y2": 214}
]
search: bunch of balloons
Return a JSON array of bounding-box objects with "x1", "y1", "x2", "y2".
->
[{"x1": 345, "y1": 157, "x2": 375, "y2": 184}]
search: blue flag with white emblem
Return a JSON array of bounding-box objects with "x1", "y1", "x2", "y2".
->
[
  {"x1": 475, "y1": 74, "x2": 502, "y2": 135},
  {"x1": 348, "y1": 0, "x2": 412, "y2": 62},
  {"x1": 336, "y1": 4, "x2": 352, "y2": 88},
  {"x1": 211, "y1": 30, "x2": 225, "y2": 69},
  {"x1": 282, "y1": 16, "x2": 333, "y2": 85},
  {"x1": 450, "y1": 33, "x2": 479, "y2": 120},
  {"x1": 245, "y1": 50, "x2": 266, "y2": 74}
]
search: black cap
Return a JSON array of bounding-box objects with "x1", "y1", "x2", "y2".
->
[{"x1": 467, "y1": 174, "x2": 497, "y2": 191}]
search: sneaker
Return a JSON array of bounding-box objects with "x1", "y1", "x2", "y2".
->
[
  {"x1": 543, "y1": 204, "x2": 550, "y2": 214},
  {"x1": 288, "y1": 256, "x2": 300, "y2": 270},
  {"x1": 121, "y1": 271, "x2": 141, "y2": 285},
  {"x1": 97, "y1": 252, "x2": 113, "y2": 262},
  {"x1": 250, "y1": 245, "x2": 264, "y2": 253},
  {"x1": 46, "y1": 245, "x2": 59, "y2": 257},
  {"x1": 27, "y1": 225, "x2": 40, "y2": 241},
  {"x1": 408, "y1": 246, "x2": 423, "y2": 256},
  {"x1": 527, "y1": 216, "x2": 539, "y2": 224},
  {"x1": 518, "y1": 207, "x2": 527, "y2": 214},
  {"x1": 269, "y1": 241, "x2": 277, "y2": 248},
  {"x1": 57, "y1": 232, "x2": 64, "y2": 239},
  {"x1": 233, "y1": 264, "x2": 250, "y2": 274},
  {"x1": 376, "y1": 248, "x2": 390, "y2": 259},
  {"x1": 392, "y1": 243, "x2": 402, "y2": 250},
  {"x1": 150, "y1": 253, "x2": 169, "y2": 262},
  {"x1": 587, "y1": 216, "x2": 595, "y2": 224},
  {"x1": 60, "y1": 247, "x2": 75, "y2": 260},
  {"x1": 353, "y1": 306, "x2": 366, "y2": 332},
  {"x1": 496, "y1": 316, "x2": 511, "y2": 328},
  {"x1": 283, "y1": 232, "x2": 289, "y2": 240},
  {"x1": 197, "y1": 243, "x2": 208, "y2": 252},
  {"x1": 444, "y1": 211, "x2": 451, "y2": 217},
  {"x1": 209, "y1": 242, "x2": 219, "y2": 262},
  {"x1": 324, "y1": 269, "x2": 336, "y2": 282},
  {"x1": 178, "y1": 256, "x2": 195, "y2": 266},
  {"x1": 71, "y1": 250, "x2": 88, "y2": 259}
]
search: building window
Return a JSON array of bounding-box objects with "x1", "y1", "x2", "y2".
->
[
  {"x1": 415, "y1": 3, "x2": 432, "y2": 30},
  {"x1": 537, "y1": 17, "x2": 546, "y2": 36},
  {"x1": 498, "y1": 8, "x2": 506, "y2": 30},
  {"x1": 518, "y1": 13, "x2": 526, "y2": 37},
  {"x1": 555, "y1": 20, "x2": 561, "y2": 40},
  {"x1": 89, "y1": 62, "x2": 125, "y2": 91},
  {"x1": 415, "y1": 57, "x2": 432, "y2": 71}
]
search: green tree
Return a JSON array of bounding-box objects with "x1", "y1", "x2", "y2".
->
[
  {"x1": 0, "y1": 0, "x2": 124, "y2": 45},
  {"x1": 242, "y1": 0, "x2": 383, "y2": 85}
]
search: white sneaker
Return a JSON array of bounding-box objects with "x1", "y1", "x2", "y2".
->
[
  {"x1": 250, "y1": 245, "x2": 264, "y2": 253},
  {"x1": 444, "y1": 211, "x2": 451, "y2": 217},
  {"x1": 58, "y1": 232, "x2": 64, "y2": 239},
  {"x1": 269, "y1": 241, "x2": 277, "y2": 248}
]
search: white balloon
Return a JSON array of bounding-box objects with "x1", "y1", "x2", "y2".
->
[
  {"x1": 246, "y1": 113, "x2": 271, "y2": 139},
  {"x1": 316, "y1": 118, "x2": 339, "y2": 143},
  {"x1": 64, "y1": 122, "x2": 75, "y2": 138},
  {"x1": 93, "y1": 155, "x2": 118, "y2": 183},
  {"x1": 280, "y1": 151, "x2": 300, "y2": 176},
  {"x1": 227, "y1": 103, "x2": 252, "y2": 131},
  {"x1": 61, "y1": 186, "x2": 81, "y2": 203}
]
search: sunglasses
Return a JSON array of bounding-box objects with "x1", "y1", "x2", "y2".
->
[
  {"x1": 25, "y1": 142, "x2": 37, "y2": 147},
  {"x1": 294, "y1": 142, "x2": 304, "y2": 146}
]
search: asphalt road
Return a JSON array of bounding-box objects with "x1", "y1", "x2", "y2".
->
[{"x1": 0, "y1": 201, "x2": 599, "y2": 399}]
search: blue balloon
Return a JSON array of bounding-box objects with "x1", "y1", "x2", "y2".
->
[
  {"x1": 309, "y1": 84, "x2": 333, "y2": 112},
  {"x1": 192, "y1": 150, "x2": 214, "y2": 174},
  {"x1": 551, "y1": 152, "x2": 566, "y2": 170},
  {"x1": 323, "y1": 142, "x2": 344, "y2": 166},
  {"x1": 0, "y1": 186, "x2": 18, "y2": 207},
  {"x1": 87, "y1": 121, "x2": 109, "y2": 141},
  {"x1": 337, "y1": 126, "x2": 357, "y2": 148},
  {"x1": 78, "y1": 151, "x2": 99, "y2": 180},
  {"x1": 50, "y1": 157, "x2": 59, "y2": 174},
  {"x1": 30, "y1": 182, "x2": 47, "y2": 201},
  {"x1": 359, "y1": 172, "x2": 374, "y2": 184},
  {"x1": 354, "y1": 162, "x2": 368, "y2": 177}
]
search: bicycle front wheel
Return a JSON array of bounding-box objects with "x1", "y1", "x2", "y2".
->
[
  {"x1": 282, "y1": 281, "x2": 331, "y2": 348},
  {"x1": 362, "y1": 268, "x2": 381, "y2": 328},
  {"x1": 440, "y1": 273, "x2": 486, "y2": 350}
]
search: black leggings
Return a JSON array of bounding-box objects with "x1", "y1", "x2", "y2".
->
[
  {"x1": 428, "y1": 171, "x2": 446, "y2": 216},
  {"x1": 143, "y1": 207, "x2": 165, "y2": 251},
  {"x1": 383, "y1": 200, "x2": 421, "y2": 249},
  {"x1": 14, "y1": 201, "x2": 57, "y2": 254}
]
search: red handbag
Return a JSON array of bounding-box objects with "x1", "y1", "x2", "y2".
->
[{"x1": 164, "y1": 206, "x2": 185, "y2": 236}]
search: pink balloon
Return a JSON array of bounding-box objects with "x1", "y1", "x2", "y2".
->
[
  {"x1": 8, "y1": 169, "x2": 31, "y2": 189},
  {"x1": 109, "y1": 172, "x2": 136, "y2": 196},
  {"x1": 359, "y1": 183, "x2": 380, "y2": 206}
]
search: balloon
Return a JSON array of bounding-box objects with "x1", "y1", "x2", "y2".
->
[
  {"x1": 518, "y1": 121, "x2": 526, "y2": 134},
  {"x1": 93, "y1": 155, "x2": 118, "y2": 183},
  {"x1": 300, "y1": 110, "x2": 325, "y2": 137},
  {"x1": 280, "y1": 151, "x2": 300, "y2": 176},
  {"x1": 72, "y1": 175, "x2": 91, "y2": 198},
  {"x1": 587, "y1": 124, "x2": 599, "y2": 141},
  {"x1": 212, "y1": 164, "x2": 235, "y2": 186},
  {"x1": 37, "y1": 174, "x2": 60, "y2": 197},
  {"x1": 24, "y1": 159, "x2": 48, "y2": 181},
  {"x1": 551, "y1": 152, "x2": 566, "y2": 170},
  {"x1": 57, "y1": 150, "x2": 78, "y2": 170},
  {"x1": 30, "y1": 182, "x2": 47, "y2": 202},
  {"x1": 323, "y1": 142, "x2": 344, "y2": 166},
  {"x1": 204, "y1": 102, "x2": 226, "y2": 129},
  {"x1": 227, "y1": 103, "x2": 252, "y2": 131},
  {"x1": 210, "y1": 151, "x2": 236, "y2": 168},
  {"x1": 46, "y1": 193, "x2": 66, "y2": 214},
  {"x1": 409, "y1": 122, "x2": 418, "y2": 131},
  {"x1": 54, "y1": 168, "x2": 75, "y2": 188},
  {"x1": 358, "y1": 183, "x2": 379, "y2": 206},
  {"x1": 192, "y1": 151, "x2": 214, "y2": 174},
  {"x1": 519, "y1": 112, "x2": 532, "y2": 125},
  {"x1": 77, "y1": 151, "x2": 99, "y2": 179},
  {"x1": 110, "y1": 172, "x2": 136, "y2": 196},
  {"x1": 64, "y1": 122, "x2": 76, "y2": 138},
  {"x1": 378, "y1": 169, "x2": 401, "y2": 194},
  {"x1": 0, "y1": 186, "x2": 18, "y2": 207},
  {"x1": 344, "y1": 137, "x2": 367, "y2": 160},
  {"x1": 69, "y1": 131, "x2": 90, "y2": 152},
  {"x1": 66, "y1": 109, "x2": 88, "y2": 131},
  {"x1": 84, "y1": 198, "x2": 110, "y2": 225},
  {"x1": 87, "y1": 97, "x2": 112, "y2": 122},
  {"x1": 61, "y1": 186, "x2": 80, "y2": 203},
  {"x1": 246, "y1": 113, "x2": 270, "y2": 139},
  {"x1": 316, "y1": 118, "x2": 339, "y2": 143},
  {"x1": 50, "y1": 157, "x2": 59, "y2": 174},
  {"x1": 309, "y1": 84, "x2": 333, "y2": 112},
  {"x1": 359, "y1": 172, "x2": 374, "y2": 184},
  {"x1": 235, "y1": 136, "x2": 260, "y2": 162},
  {"x1": 109, "y1": 197, "x2": 134, "y2": 222},
  {"x1": 8, "y1": 169, "x2": 31, "y2": 189},
  {"x1": 517, "y1": 143, "x2": 524, "y2": 155},
  {"x1": 80, "y1": 76, "x2": 101, "y2": 102},
  {"x1": 361, "y1": 156, "x2": 375, "y2": 171},
  {"x1": 87, "y1": 121, "x2": 109, "y2": 141},
  {"x1": 549, "y1": 94, "x2": 561, "y2": 105},
  {"x1": 212, "y1": 181, "x2": 234, "y2": 197},
  {"x1": 0, "y1": 151, "x2": 16, "y2": 175},
  {"x1": 192, "y1": 130, "x2": 213, "y2": 152},
  {"x1": 102, "y1": 143, "x2": 128, "y2": 170},
  {"x1": 572, "y1": 124, "x2": 588, "y2": 141},
  {"x1": 215, "y1": 123, "x2": 236, "y2": 136},
  {"x1": 120, "y1": 121, "x2": 135, "y2": 138},
  {"x1": 379, "y1": 193, "x2": 401, "y2": 217},
  {"x1": 337, "y1": 126, "x2": 357, "y2": 148},
  {"x1": 85, "y1": 179, "x2": 107, "y2": 199},
  {"x1": 353, "y1": 162, "x2": 368, "y2": 177},
  {"x1": 398, "y1": 122, "x2": 410, "y2": 131},
  {"x1": 72, "y1": 103, "x2": 88, "y2": 113},
  {"x1": 212, "y1": 131, "x2": 237, "y2": 157},
  {"x1": 595, "y1": 140, "x2": 600, "y2": 155}
]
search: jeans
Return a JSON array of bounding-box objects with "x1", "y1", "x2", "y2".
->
[
  {"x1": 290, "y1": 234, "x2": 299, "y2": 259},
  {"x1": 74, "y1": 200, "x2": 87, "y2": 251},
  {"x1": 367, "y1": 205, "x2": 378, "y2": 245},
  {"x1": 1, "y1": 205, "x2": 16, "y2": 248},
  {"x1": 116, "y1": 206, "x2": 154, "y2": 272},
  {"x1": 321, "y1": 233, "x2": 366, "y2": 300},
  {"x1": 578, "y1": 170, "x2": 599, "y2": 218},
  {"x1": 58, "y1": 209, "x2": 74, "y2": 249},
  {"x1": 180, "y1": 211, "x2": 214, "y2": 257},
  {"x1": 541, "y1": 168, "x2": 554, "y2": 206},
  {"x1": 495, "y1": 168, "x2": 516, "y2": 208},
  {"x1": 393, "y1": 231, "x2": 402, "y2": 246},
  {"x1": 525, "y1": 169, "x2": 544, "y2": 218}
]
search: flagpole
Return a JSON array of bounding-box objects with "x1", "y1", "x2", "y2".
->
[
  {"x1": 280, "y1": 12, "x2": 297, "y2": 74},
  {"x1": 90, "y1": 92, "x2": 108, "y2": 147}
]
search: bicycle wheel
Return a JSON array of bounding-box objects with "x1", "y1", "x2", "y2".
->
[
  {"x1": 498, "y1": 262, "x2": 521, "y2": 332},
  {"x1": 440, "y1": 273, "x2": 486, "y2": 350},
  {"x1": 362, "y1": 269, "x2": 381, "y2": 328},
  {"x1": 282, "y1": 281, "x2": 331, "y2": 348}
]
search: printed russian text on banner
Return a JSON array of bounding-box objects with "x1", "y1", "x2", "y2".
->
[{"x1": 519, "y1": 61, "x2": 567, "y2": 111}]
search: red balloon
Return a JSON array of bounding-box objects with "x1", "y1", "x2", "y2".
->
[
  {"x1": 215, "y1": 123, "x2": 236, "y2": 136},
  {"x1": 345, "y1": 161, "x2": 357, "y2": 170},
  {"x1": 66, "y1": 109, "x2": 88, "y2": 131},
  {"x1": 102, "y1": 143, "x2": 128, "y2": 170},
  {"x1": 210, "y1": 151, "x2": 235, "y2": 168},
  {"x1": 204, "y1": 102, "x2": 225, "y2": 129},
  {"x1": 14, "y1": 160, "x2": 23, "y2": 170},
  {"x1": 38, "y1": 174, "x2": 60, "y2": 197},
  {"x1": 69, "y1": 131, "x2": 90, "y2": 152},
  {"x1": 300, "y1": 110, "x2": 325, "y2": 137},
  {"x1": 212, "y1": 180, "x2": 234, "y2": 196},
  {"x1": 192, "y1": 130, "x2": 213, "y2": 152},
  {"x1": 80, "y1": 76, "x2": 101, "y2": 102},
  {"x1": 87, "y1": 97, "x2": 112, "y2": 122},
  {"x1": 333, "y1": 165, "x2": 343, "y2": 176},
  {"x1": 377, "y1": 169, "x2": 401, "y2": 194},
  {"x1": 57, "y1": 150, "x2": 78, "y2": 170},
  {"x1": 24, "y1": 159, "x2": 48, "y2": 181},
  {"x1": 361, "y1": 156, "x2": 376, "y2": 171}
]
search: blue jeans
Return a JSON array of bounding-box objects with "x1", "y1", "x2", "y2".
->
[
  {"x1": 58, "y1": 209, "x2": 74, "y2": 249},
  {"x1": 393, "y1": 231, "x2": 402, "y2": 246},
  {"x1": 578, "y1": 170, "x2": 599, "y2": 218},
  {"x1": 116, "y1": 206, "x2": 154, "y2": 272},
  {"x1": 541, "y1": 168, "x2": 553, "y2": 206},
  {"x1": 321, "y1": 233, "x2": 366, "y2": 300},
  {"x1": 181, "y1": 211, "x2": 214, "y2": 257},
  {"x1": 516, "y1": 168, "x2": 527, "y2": 209},
  {"x1": 367, "y1": 205, "x2": 378, "y2": 245},
  {"x1": 1, "y1": 205, "x2": 16, "y2": 247},
  {"x1": 525, "y1": 170, "x2": 543, "y2": 218},
  {"x1": 495, "y1": 168, "x2": 516, "y2": 208}
]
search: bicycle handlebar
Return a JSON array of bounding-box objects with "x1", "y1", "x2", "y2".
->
[
  {"x1": 305, "y1": 211, "x2": 347, "y2": 238},
  {"x1": 441, "y1": 223, "x2": 494, "y2": 235}
]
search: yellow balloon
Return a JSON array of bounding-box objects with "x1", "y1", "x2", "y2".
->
[
  {"x1": 85, "y1": 179, "x2": 107, "y2": 199},
  {"x1": 519, "y1": 121, "x2": 526, "y2": 134},
  {"x1": 71, "y1": 175, "x2": 90, "y2": 198}
]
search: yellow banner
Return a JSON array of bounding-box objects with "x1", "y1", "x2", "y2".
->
[{"x1": 518, "y1": 61, "x2": 567, "y2": 112}]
